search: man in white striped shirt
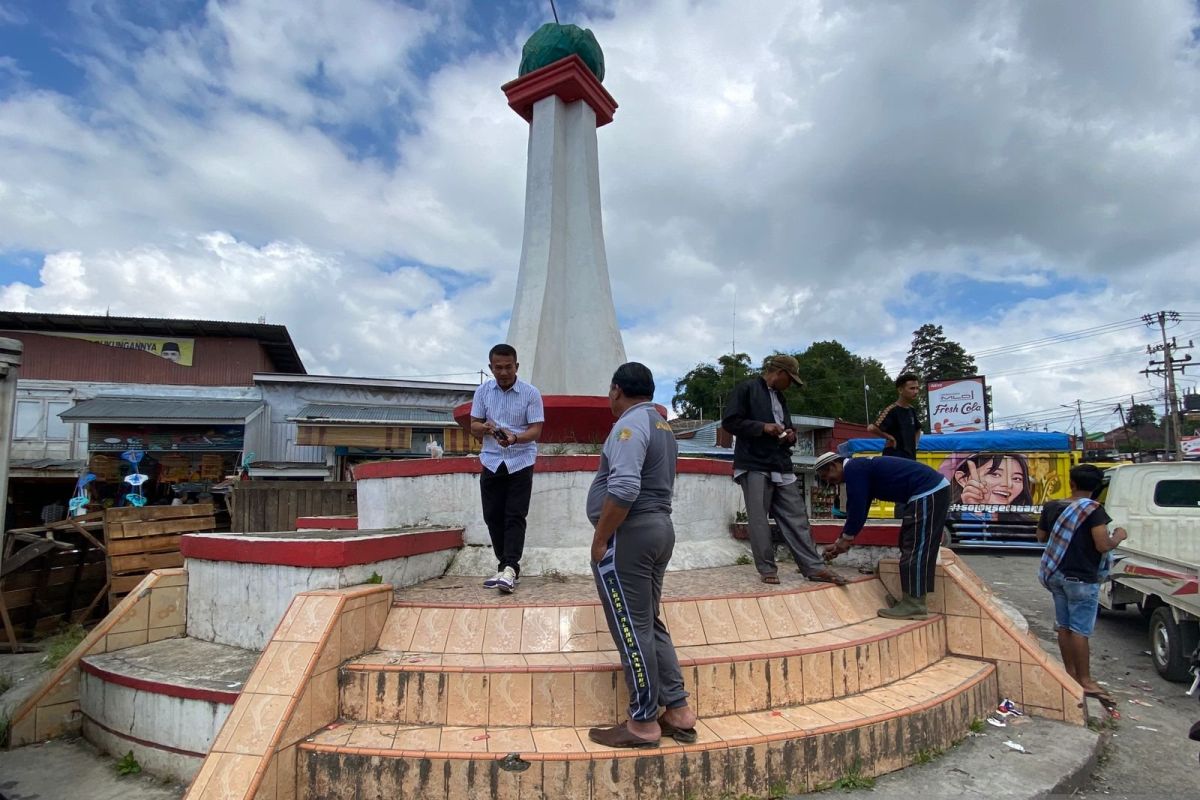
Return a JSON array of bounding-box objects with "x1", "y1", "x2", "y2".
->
[{"x1": 468, "y1": 344, "x2": 545, "y2": 593}]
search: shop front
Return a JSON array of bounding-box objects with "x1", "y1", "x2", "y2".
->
[{"x1": 59, "y1": 397, "x2": 263, "y2": 510}]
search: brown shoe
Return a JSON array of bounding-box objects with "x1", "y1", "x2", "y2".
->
[
  {"x1": 658, "y1": 716, "x2": 698, "y2": 743},
  {"x1": 760, "y1": 573, "x2": 780, "y2": 585},
  {"x1": 805, "y1": 568, "x2": 848, "y2": 585},
  {"x1": 587, "y1": 722, "x2": 660, "y2": 749}
]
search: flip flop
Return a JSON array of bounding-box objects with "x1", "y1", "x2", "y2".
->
[
  {"x1": 658, "y1": 716, "x2": 699, "y2": 744},
  {"x1": 1084, "y1": 689, "x2": 1117, "y2": 709},
  {"x1": 805, "y1": 569, "x2": 848, "y2": 585},
  {"x1": 588, "y1": 722, "x2": 660, "y2": 749},
  {"x1": 761, "y1": 574, "x2": 780, "y2": 585}
]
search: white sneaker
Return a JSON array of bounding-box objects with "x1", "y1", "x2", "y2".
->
[
  {"x1": 497, "y1": 566, "x2": 517, "y2": 593},
  {"x1": 482, "y1": 571, "x2": 503, "y2": 589}
]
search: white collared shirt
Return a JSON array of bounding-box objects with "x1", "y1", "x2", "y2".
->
[{"x1": 470, "y1": 378, "x2": 545, "y2": 472}]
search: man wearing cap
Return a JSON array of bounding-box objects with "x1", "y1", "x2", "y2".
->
[
  {"x1": 722, "y1": 355, "x2": 846, "y2": 585},
  {"x1": 814, "y1": 452, "x2": 950, "y2": 619}
]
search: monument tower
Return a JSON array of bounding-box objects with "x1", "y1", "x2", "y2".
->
[{"x1": 459, "y1": 23, "x2": 626, "y2": 442}]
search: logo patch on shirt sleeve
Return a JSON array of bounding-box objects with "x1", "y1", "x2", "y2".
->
[{"x1": 618, "y1": 428, "x2": 633, "y2": 441}]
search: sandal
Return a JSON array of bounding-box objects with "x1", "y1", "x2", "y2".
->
[
  {"x1": 1084, "y1": 689, "x2": 1117, "y2": 709},
  {"x1": 760, "y1": 574, "x2": 780, "y2": 585},
  {"x1": 805, "y1": 568, "x2": 848, "y2": 585},
  {"x1": 587, "y1": 722, "x2": 660, "y2": 749},
  {"x1": 659, "y1": 716, "x2": 698, "y2": 744}
]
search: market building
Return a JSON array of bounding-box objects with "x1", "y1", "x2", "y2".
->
[{"x1": 0, "y1": 311, "x2": 304, "y2": 527}]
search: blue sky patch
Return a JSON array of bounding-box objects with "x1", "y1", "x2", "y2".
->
[
  {"x1": 895, "y1": 269, "x2": 1106, "y2": 326},
  {"x1": 0, "y1": 249, "x2": 44, "y2": 285}
]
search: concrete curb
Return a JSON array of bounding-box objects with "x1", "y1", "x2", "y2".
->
[{"x1": 793, "y1": 717, "x2": 1105, "y2": 799}]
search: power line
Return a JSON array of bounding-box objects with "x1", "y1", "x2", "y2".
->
[{"x1": 973, "y1": 317, "x2": 1147, "y2": 359}]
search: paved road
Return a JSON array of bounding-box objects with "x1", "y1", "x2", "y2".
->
[{"x1": 963, "y1": 551, "x2": 1200, "y2": 800}]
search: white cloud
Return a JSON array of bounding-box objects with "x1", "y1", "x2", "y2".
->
[{"x1": 0, "y1": 0, "x2": 1198, "y2": 426}]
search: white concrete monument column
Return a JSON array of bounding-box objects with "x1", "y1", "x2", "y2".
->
[{"x1": 506, "y1": 93, "x2": 626, "y2": 396}]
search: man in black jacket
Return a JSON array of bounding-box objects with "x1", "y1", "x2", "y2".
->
[{"x1": 722, "y1": 355, "x2": 846, "y2": 585}]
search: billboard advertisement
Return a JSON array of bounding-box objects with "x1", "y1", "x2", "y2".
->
[
  {"x1": 43, "y1": 332, "x2": 195, "y2": 366},
  {"x1": 925, "y1": 376, "x2": 987, "y2": 434}
]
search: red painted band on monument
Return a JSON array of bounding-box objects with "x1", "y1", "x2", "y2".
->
[
  {"x1": 83, "y1": 713, "x2": 209, "y2": 759},
  {"x1": 81, "y1": 658, "x2": 240, "y2": 705},
  {"x1": 355, "y1": 454, "x2": 732, "y2": 480},
  {"x1": 180, "y1": 529, "x2": 464, "y2": 567}
]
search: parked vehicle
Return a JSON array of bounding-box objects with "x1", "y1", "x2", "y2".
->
[
  {"x1": 841, "y1": 430, "x2": 1077, "y2": 548},
  {"x1": 1098, "y1": 462, "x2": 1200, "y2": 682}
]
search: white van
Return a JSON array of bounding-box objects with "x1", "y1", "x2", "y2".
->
[{"x1": 1098, "y1": 462, "x2": 1200, "y2": 682}]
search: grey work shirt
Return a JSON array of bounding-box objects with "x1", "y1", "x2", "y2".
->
[{"x1": 586, "y1": 402, "x2": 677, "y2": 523}]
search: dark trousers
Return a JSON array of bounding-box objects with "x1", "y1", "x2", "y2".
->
[
  {"x1": 737, "y1": 472, "x2": 825, "y2": 576},
  {"x1": 479, "y1": 463, "x2": 533, "y2": 575},
  {"x1": 592, "y1": 513, "x2": 688, "y2": 722},
  {"x1": 899, "y1": 485, "x2": 951, "y2": 598}
]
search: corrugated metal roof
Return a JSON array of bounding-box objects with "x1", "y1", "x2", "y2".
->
[
  {"x1": 291, "y1": 403, "x2": 455, "y2": 425},
  {"x1": 676, "y1": 421, "x2": 733, "y2": 457},
  {"x1": 0, "y1": 311, "x2": 305, "y2": 373},
  {"x1": 11, "y1": 458, "x2": 88, "y2": 471},
  {"x1": 59, "y1": 397, "x2": 264, "y2": 422}
]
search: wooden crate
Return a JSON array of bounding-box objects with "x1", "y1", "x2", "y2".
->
[
  {"x1": 103, "y1": 504, "x2": 214, "y2": 608},
  {"x1": 0, "y1": 513, "x2": 108, "y2": 647},
  {"x1": 229, "y1": 482, "x2": 356, "y2": 532}
]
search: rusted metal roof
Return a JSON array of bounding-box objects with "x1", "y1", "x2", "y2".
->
[
  {"x1": 59, "y1": 397, "x2": 264, "y2": 424},
  {"x1": 290, "y1": 403, "x2": 454, "y2": 425}
]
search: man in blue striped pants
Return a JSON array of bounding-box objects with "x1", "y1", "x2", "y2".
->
[
  {"x1": 586, "y1": 363, "x2": 697, "y2": 749},
  {"x1": 814, "y1": 452, "x2": 951, "y2": 620}
]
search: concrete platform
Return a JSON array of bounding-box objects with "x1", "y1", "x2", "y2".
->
[
  {"x1": 0, "y1": 737, "x2": 187, "y2": 800},
  {"x1": 79, "y1": 637, "x2": 259, "y2": 783}
]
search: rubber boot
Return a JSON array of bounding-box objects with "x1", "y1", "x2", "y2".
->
[{"x1": 878, "y1": 593, "x2": 930, "y2": 620}]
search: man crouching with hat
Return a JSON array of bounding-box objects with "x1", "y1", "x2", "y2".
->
[
  {"x1": 722, "y1": 354, "x2": 845, "y2": 586},
  {"x1": 814, "y1": 451, "x2": 951, "y2": 619}
]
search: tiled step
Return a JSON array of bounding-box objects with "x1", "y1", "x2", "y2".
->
[
  {"x1": 341, "y1": 616, "x2": 947, "y2": 726},
  {"x1": 301, "y1": 657, "x2": 995, "y2": 800},
  {"x1": 380, "y1": 576, "x2": 891, "y2": 655},
  {"x1": 78, "y1": 636, "x2": 259, "y2": 782}
]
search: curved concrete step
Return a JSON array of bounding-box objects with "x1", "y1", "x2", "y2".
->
[
  {"x1": 342, "y1": 616, "x2": 947, "y2": 726},
  {"x1": 301, "y1": 657, "x2": 995, "y2": 799},
  {"x1": 381, "y1": 573, "x2": 890, "y2": 656},
  {"x1": 79, "y1": 636, "x2": 259, "y2": 782}
]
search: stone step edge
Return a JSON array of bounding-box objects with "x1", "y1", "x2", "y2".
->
[
  {"x1": 390, "y1": 573, "x2": 875, "y2": 610},
  {"x1": 302, "y1": 658, "x2": 993, "y2": 763},
  {"x1": 79, "y1": 657, "x2": 241, "y2": 705},
  {"x1": 345, "y1": 615, "x2": 941, "y2": 674}
]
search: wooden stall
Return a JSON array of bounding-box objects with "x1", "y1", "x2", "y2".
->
[
  {"x1": 228, "y1": 481, "x2": 356, "y2": 533},
  {"x1": 104, "y1": 504, "x2": 215, "y2": 607}
]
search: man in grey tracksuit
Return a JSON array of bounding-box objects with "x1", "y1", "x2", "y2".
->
[{"x1": 586, "y1": 362, "x2": 698, "y2": 750}]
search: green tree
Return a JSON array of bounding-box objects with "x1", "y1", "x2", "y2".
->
[
  {"x1": 671, "y1": 352, "x2": 755, "y2": 419},
  {"x1": 902, "y1": 323, "x2": 978, "y2": 381},
  {"x1": 1128, "y1": 403, "x2": 1157, "y2": 427},
  {"x1": 672, "y1": 343, "x2": 894, "y2": 424},
  {"x1": 789, "y1": 341, "x2": 894, "y2": 423},
  {"x1": 902, "y1": 324, "x2": 980, "y2": 429}
]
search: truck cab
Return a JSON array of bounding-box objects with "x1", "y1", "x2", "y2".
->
[{"x1": 1099, "y1": 462, "x2": 1200, "y2": 682}]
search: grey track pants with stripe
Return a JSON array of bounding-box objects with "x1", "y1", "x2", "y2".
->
[{"x1": 592, "y1": 512, "x2": 689, "y2": 722}]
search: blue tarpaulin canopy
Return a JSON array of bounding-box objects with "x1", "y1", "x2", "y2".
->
[{"x1": 838, "y1": 429, "x2": 1071, "y2": 455}]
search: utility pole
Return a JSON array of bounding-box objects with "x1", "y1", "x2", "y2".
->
[
  {"x1": 862, "y1": 374, "x2": 870, "y2": 425},
  {"x1": 1061, "y1": 401, "x2": 1086, "y2": 456},
  {"x1": 1142, "y1": 311, "x2": 1194, "y2": 461},
  {"x1": 1115, "y1": 403, "x2": 1134, "y2": 461}
]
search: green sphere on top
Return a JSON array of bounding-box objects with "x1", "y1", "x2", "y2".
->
[{"x1": 519, "y1": 22, "x2": 605, "y2": 82}]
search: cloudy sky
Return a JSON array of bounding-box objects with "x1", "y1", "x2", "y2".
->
[{"x1": 1, "y1": 0, "x2": 1198, "y2": 434}]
